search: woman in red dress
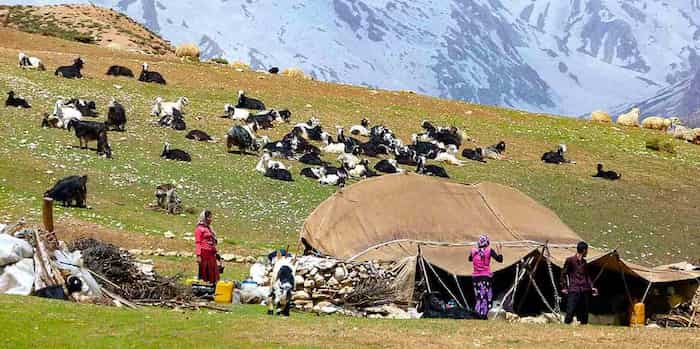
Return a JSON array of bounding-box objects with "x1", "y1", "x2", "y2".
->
[{"x1": 195, "y1": 210, "x2": 220, "y2": 284}]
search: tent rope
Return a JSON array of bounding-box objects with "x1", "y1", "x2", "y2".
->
[
  {"x1": 618, "y1": 255, "x2": 634, "y2": 305},
  {"x1": 526, "y1": 258, "x2": 560, "y2": 318},
  {"x1": 418, "y1": 249, "x2": 432, "y2": 294},
  {"x1": 475, "y1": 188, "x2": 524, "y2": 241}
]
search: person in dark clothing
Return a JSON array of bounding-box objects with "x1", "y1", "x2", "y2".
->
[
  {"x1": 468, "y1": 234, "x2": 504, "y2": 319},
  {"x1": 560, "y1": 241, "x2": 598, "y2": 324}
]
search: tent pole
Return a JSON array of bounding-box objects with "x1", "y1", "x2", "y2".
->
[
  {"x1": 516, "y1": 247, "x2": 545, "y2": 313},
  {"x1": 418, "y1": 247, "x2": 432, "y2": 294},
  {"x1": 543, "y1": 243, "x2": 562, "y2": 314},
  {"x1": 617, "y1": 254, "x2": 634, "y2": 305},
  {"x1": 453, "y1": 273, "x2": 470, "y2": 311},
  {"x1": 424, "y1": 259, "x2": 465, "y2": 309},
  {"x1": 640, "y1": 281, "x2": 653, "y2": 304}
]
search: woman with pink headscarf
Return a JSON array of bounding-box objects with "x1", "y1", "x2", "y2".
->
[{"x1": 468, "y1": 234, "x2": 503, "y2": 319}]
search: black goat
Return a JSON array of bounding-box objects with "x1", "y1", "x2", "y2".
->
[
  {"x1": 96, "y1": 130, "x2": 112, "y2": 159},
  {"x1": 374, "y1": 159, "x2": 403, "y2": 174},
  {"x1": 246, "y1": 109, "x2": 291, "y2": 129},
  {"x1": 158, "y1": 109, "x2": 186, "y2": 131},
  {"x1": 105, "y1": 99, "x2": 127, "y2": 131},
  {"x1": 161, "y1": 143, "x2": 191, "y2": 162},
  {"x1": 226, "y1": 123, "x2": 264, "y2": 154},
  {"x1": 299, "y1": 151, "x2": 328, "y2": 166},
  {"x1": 409, "y1": 141, "x2": 441, "y2": 159},
  {"x1": 416, "y1": 156, "x2": 449, "y2": 178},
  {"x1": 541, "y1": 144, "x2": 572, "y2": 164},
  {"x1": 592, "y1": 163, "x2": 621, "y2": 180},
  {"x1": 264, "y1": 165, "x2": 293, "y2": 182},
  {"x1": 236, "y1": 90, "x2": 266, "y2": 110},
  {"x1": 139, "y1": 63, "x2": 166, "y2": 84},
  {"x1": 462, "y1": 148, "x2": 487, "y2": 163},
  {"x1": 185, "y1": 130, "x2": 213, "y2": 141},
  {"x1": 268, "y1": 67, "x2": 280, "y2": 74},
  {"x1": 5, "y1": 91, "x2": 31, "y2": 108},
  {"x1": 394, "y1": 146, "x2": 418, "y2": 166},
  {"x1": 45, "y1": 175, "x2": 88, "y2": 207},
  {"x1": 55, "y1": 57, "x2": 85, "y2": 79},
  {"x1": 106, "y1": 65, "x2": 134, "y2": 77},
  {"x1": 67, "y1": 119, "x2": 106, "y2": 149}
]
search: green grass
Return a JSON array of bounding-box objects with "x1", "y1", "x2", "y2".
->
[{"x1": 1, "y1": 295, "x2": 698, "y2": 349}]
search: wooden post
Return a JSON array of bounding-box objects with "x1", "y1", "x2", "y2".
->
[{"x1": 43, "y1": 197, "x2": 54, "y2": 233}]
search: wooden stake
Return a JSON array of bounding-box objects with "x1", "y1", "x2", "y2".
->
[{"x1": 42, "y1": 197, "x2": 54, "y2": 233}]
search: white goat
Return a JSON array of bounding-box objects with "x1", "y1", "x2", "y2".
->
[
  {"x1": 434, "y1": 144, "x2": 466, "y2": 166},
  {"x1": 321, "y1": 132, "x2": 346, "y2": 154},
  {"x1": 255, "y1": 152, "x2": 287, "y2": 174},
  {"x1": 338, "y1": 153, "x2": 360, "y2": 169},
  {"x1": 52, "y1": 99, "x2": 82, "y2": 128},
  {"x1": 158, "y1": 97, "x2": 189, "y2": 117},
  {"x1": 18, "y1": 52, "x2": 45, "y2": 70}
]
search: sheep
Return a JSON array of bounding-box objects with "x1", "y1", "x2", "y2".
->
[
  {"x1": 434, "y1": 144, "x2": 466, "y2": 166},
  {"x1": 462, "y1": 148, "x2": 487, "y2": 163},
  {"x1": 226, "y1": 122, "x2": 266, "y2": 154},
  {"x1": 44, "y1": 175, "x2": 88, "y2": 207},
  {"x1": 374, "y1": 159, "x2": 404, "y2": 174},
  {"x1": 236, "y1": 90, "x2": 266, "y2": 110},
  {"x1": 483, "y1": 141, "x2": 506, "y2": 160},
  {"x1": 155, "y1": 184, "x2": 181, "y2": 214},
  {"x1": 52, "y1": 99, "x2": 83, "y2": 128},
  {"x1": 5, "y1": 91, "x2": 31, "y2": 108},
  {"x1": 105, "y1": 98, "x2": 126, "y2": 131},
  {"x1": 350, "y1": 118, "x2": 371, "y2": 137},
  {"x1": 18, "y1": 52, "x2": 45, "y2": 70},
  {"x1": 106, "y1": 65, "x2": 134, "y2": 77},
  {"x1": 256, "y1": 152, "x2": 288, "y2": 174},
  {"x1": 591, "y1": 110, "x2": 612, "y2": 123},
  {"x1": 65, "y1": 98, "x2": 98, "y2": 117},
  {"x1": 267, "y1": 257, "x2": 296, "y2": 316},
  {"x1": 55, "y1": 57, "x2": 85, "y2": 79},
  {"x1": 541, "y1": 144, "x2": 574, "y2": 164},
  {"x1": 592, "y1": 163, "x2": 621, "y2": 180},
  {"x1": 264, "y1": 163, "x2": 293, "y2": 182},
  {"x1": 669, "y1": 125, "x2": 699, "y2": 143},
  {"x1": 161, "y1": 143, "x2": 191, "y2": 162},
  {"x1": 642, "y1": 116, "x2": 680, "y2": 132},
  {"x1": 139, "y1": 63, "x2": 166, "y2": 84},
  {"x1": 416, "y1": 156, "x2": 449, "y2": 178},
  {"x1": 175, "y1": 43, "x2": 200, "y2": 60},
  {"x1": 185, "y1": 130, "x2": 212, "y2": 141},
  {"x1": 616, "y1": 108, "x2": 640, "y2": 127}
]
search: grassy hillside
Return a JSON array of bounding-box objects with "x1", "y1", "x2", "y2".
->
[
  {"x1": 1, "y1": 295, "x2": 698, "y2": 349},
  {"x1": 0, "y1": 27, "x2": 699, "y2": 266}
]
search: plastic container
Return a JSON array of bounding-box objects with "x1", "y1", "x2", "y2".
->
[
  {"x1": 214, "y1": 281, "x2": 234, "y2": 304},
  {"x1": 630, "y1": 302, "x2": 645, "y2": 326}
]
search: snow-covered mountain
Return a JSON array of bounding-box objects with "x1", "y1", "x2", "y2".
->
[{"x1": 7, "y1": 0, "x2": 700, "y2": 121}]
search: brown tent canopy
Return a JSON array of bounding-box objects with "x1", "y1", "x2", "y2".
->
[{"x1": 302, "y1": 173, "x2": 581, "y2": 275}]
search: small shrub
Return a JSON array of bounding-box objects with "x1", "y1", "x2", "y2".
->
[
  {"x1": 175, "y1": 43, "x2": 200, "y2": 60},
  {"x1": 646, "y1": 138, "x2": 676, "y2": 154},
  {"x1": 210, "y1": 57, "x2": 228, "y2": 65},
  {"x1": 74, "y1": 34, "x2": 95, "y2": 44}
]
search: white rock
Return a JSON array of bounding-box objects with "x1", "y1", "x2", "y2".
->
[
  {"x1": 163, "y1": 231, "x2": 175, "y2": 239},
  {"x1": 293, "y1": 290, "x2": 310, "y2": 301},
  {"x1": 295, "y1": 275, "x2": 305, "y2": 287},
  {"x1": 304, "y1": 279, "x2": 315, "y2": 289},
  {"x1": 334, "y1": 266, "x2": 347, "y2": 281},
  {"x1": 220, "y1": 253, "x2": 236, "y2": 262},
  {"x1": 327, "y1": 277, "x2": 339, "y2": 287},
  {"x1": 128, "y1": 249, "x2": 143, "y2": 255}
]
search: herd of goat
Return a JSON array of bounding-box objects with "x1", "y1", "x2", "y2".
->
[{"x1": 7, "y1": 52, "x2": 625, "y2": 207}]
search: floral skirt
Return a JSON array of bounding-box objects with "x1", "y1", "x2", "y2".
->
[{"x1": 473, "y1": 276, "x2": 493, "y2": 319}]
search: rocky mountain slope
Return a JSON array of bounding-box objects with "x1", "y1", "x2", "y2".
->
[{"x1": 5, "y1": 0, "x2": 700, "y2": 122}]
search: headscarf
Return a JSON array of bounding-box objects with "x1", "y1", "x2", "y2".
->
[
  {"x1": 477, "y1": 234, "x2": 490, "y2": 257},
  {"x1": 198, "y1": 210, "x2": 217, "y2": 244}
]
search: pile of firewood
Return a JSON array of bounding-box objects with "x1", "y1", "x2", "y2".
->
[
  {"x1": 69, "y1": 238, "x2": 187, "y2": 301},
  {"x1": 655, "y1": 287, "x2": 700, "y2": 328}
]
